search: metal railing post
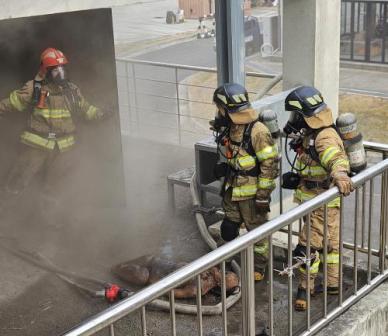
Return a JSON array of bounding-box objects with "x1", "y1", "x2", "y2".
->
[
  {"x1": 125, "y1": 61, "x2": 131, "y2": 129},
  {"x1": 306, "y1": 213, "x2": 311, "y2": 331},
  {"x1": 174, "y1": 67, "x2": 182, "y2": 145},
  {"x1": 196, "y1": 275, "x2": 203, "y2": 336},
  {"x1": 287, "y1": 224, "x2": 293, "y2": 336},
  {"x1": 141, "y1": 307, "x2": 147, "y2": 336},
  {"x1": 241, "y1": 246, "x2": 255, "y2": 336},
  {"x1": 380, "y1": 155, "x2": 387, "y2": 273},
  {"x1": 221, "y1": 261, "x2": 228, "y2": 335},
  {"x1": 268, "y1": 235, "x2": 274, "y2": 336},
  {"x1": 131, "y1": 62, "x2": 139, "y2": 126},
  {"x1": 279, "y1": 137, "x2": 284, "y2": 215},
  {"x1": 323, "y1": 205, "x2": 328, "y2": 317},
  {"x1": 368, "y1": 178, "x2": 374, "y2": 284},
  {"x1": 354, "y1": 188, "x2": 360, "y2": 294},
  {"x1": 362, "y1": 184, "x2": 367, "y2": 248},
  {"x1": 339, "y1": 196, "x2": 344, "y2": 306},
  {"x1": 384, "y1": 153, "x2": 388, "y2": 271},
  {"x1": 170, "y1": 290, "x2": 176, "y2": 336}
]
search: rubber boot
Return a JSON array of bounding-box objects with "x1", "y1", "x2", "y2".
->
[
  {"x1": 295, "y1": 287, "x2": 307, "y2": 311},
  {"x1": 314, "y1": 283, "x2": 339, "y2": 295},
  {"x1": 327, "y1": 286, "x2": 339, "y2": 295},
  {"x1": 254, "y1": 269, "x2": 265, "y2": 281}
]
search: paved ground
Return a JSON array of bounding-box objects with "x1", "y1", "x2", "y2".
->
[
  {"x1": 112, "y1": 0, "x2": 198, "y2": 45},
  {"x1": 112, "y1": 0, "x2": 200, "y2": 58}
]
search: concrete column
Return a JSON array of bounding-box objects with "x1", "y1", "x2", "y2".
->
[
  {"x1": 283, "y1": 0, "x2": 341, "y2": 116},
  {"x1": 215, "y1": 0, "x2": 245, "y2": 86}
]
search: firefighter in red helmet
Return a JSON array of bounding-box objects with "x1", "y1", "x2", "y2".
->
[{"x1": 0, "y1": 48, "x2": 107, "y2": 210}]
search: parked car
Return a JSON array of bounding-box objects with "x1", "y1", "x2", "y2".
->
[{"x1": 212, "y1": 16, "x2": 263, "y2": 56}]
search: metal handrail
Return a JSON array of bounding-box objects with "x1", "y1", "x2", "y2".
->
[
  {"x1": 63, "y1": 156, "x2": 388, "y2": 336},
  {"x1": 116, "y1": 57, "x2": 278, "y2": 79},
  {"x1": 364, "y1": 140, "x2": 388, "y2": 154}
]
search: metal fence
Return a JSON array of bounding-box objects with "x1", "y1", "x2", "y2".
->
[
  {"x1": 62, "y1": 129, "x2": 388, "y2": 336},
  {"x1": 341, "y1": 0, "x2": 388, "y2": 63},
  {"x1": 115, "y1": 58, "x2": 278, "y2": 147}
]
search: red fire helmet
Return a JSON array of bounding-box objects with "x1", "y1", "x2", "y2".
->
[{"x1": 39, "y1": 48, "x2": 68, "y2": 76}]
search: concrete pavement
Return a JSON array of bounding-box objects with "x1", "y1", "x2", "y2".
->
[
  {"x1": 112, "y1": 0, "x2": 198, "y2": 45},
  {"x1": 112, "y1": 0, "x2": 199, "y2": 57}
]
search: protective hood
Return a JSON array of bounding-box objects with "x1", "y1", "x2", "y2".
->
[
  {"x1": 34, "y1": 71, "x2": 45, "y2": 81},
  {"x1": 228, "y1": 107, "x2": 259, "y2": 125},
  {"x1": 304, "y1": 106, "x2": 334, "y2": 129}
]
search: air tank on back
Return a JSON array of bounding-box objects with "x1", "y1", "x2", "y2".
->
[
  {"x1": 336, "y1": 112, "x2": 367, "y2": 173},
  {"x1": 259, "y1": 109, "x2": 280, "y2": 138}
]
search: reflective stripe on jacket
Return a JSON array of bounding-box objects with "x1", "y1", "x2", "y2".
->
[
  {"x1": 295, "y1": 158, "x2": 327, "y2": 178},
  {"x1": 33, "y1": 108, "x2": 71, "y2": 119},
  {"x1": 299, "y1": 258, "x2": 320, "y2": 275},
  {"x1": 224, "y1": 116, "x2": 279, "y2": 201},
  {"x1": 294, "y1": 128, "x2": 350, "y2": 208},
  {"x1": 0, "y1": 80, "x2": 101, "y2": 151},
  {"x1": 294, "y1": 188, "x2": 340, "y2": 208}
]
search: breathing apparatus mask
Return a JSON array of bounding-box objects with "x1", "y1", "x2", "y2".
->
[
  {"x1": 47, "y1": 65, "x2": 67, "y2": 85},
  {"x1": 210, "y1": 107, "x2": 235, "y2": 181},
  {"x1": 281, "y1": 110, "x2": 310, "y2": 190},
  {"x1": 283, "y1": 110, "x2": 309, "y2": 136},
  {"x1": 210, "y1": 107, "x2": 233, "y2": 145},
  {"x1": 211, "y1": 109, "x2": 230, "y2": 132}
]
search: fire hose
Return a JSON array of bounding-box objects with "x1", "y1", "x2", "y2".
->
[
  {"x1": 189, "y1": 172, "x2": 242, "y2": 312},
  {"x1": 0, "y1": 237, "x2": 240, "y2": 315},
  {"x1": 0, "y1": 240, "x2": 130, "y2": 302}
]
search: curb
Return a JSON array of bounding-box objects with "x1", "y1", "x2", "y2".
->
[
  {"x1": 316, "y1": 281, "x2": 388, "y2": 336},
  {"x1": 253, "y1": 53, "x2": 388, "y2": 73},
  {"x1": 341, "y1": 60, "x2": 388, "y2": 73}
]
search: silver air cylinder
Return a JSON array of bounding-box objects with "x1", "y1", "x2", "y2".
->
[
  {"x1": 260, "y1": 109, "x2": 280, "y2": 138},
  {"x1": 336, "y1": 113, "x2": 367, "y2": 173}
]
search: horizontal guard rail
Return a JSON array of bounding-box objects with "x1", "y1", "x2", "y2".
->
[
  {"x1": 116, "y1": 57, "x2": 278, "y2": 78},
  {"x1": 63, "y1": 158, "x2": 388, "y2": 336},
  {"x1": 364, "y1": 141, "x2": 388, "y2": 154}
]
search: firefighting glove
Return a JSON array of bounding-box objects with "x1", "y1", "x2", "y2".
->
[
  {"x1": 332, "y1": 172, "x2": 354, "y2": 196},
  {"x1": 97, "y1": 109, "x2": 114, "y2": 120},
  {"x1": 213, "y1": 162, "x2": 228, "y2": 179},
  {"x1": 209, "y1": 119, "x2": 216, "y2": 131}
]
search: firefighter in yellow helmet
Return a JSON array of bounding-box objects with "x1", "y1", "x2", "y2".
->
[
  {"x1": 282, "y1": 86, "x2": 353, "y2": 311},
  {"x1": 0, "y1": 48, "x2": 106, "y2": 206},
  {"x1": 211, "y1": 83, "x2": 279, "y2": 281}
]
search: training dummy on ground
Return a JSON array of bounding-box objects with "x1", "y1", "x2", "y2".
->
[{"x1": 112, "y1": 255, "x2": 239, "y2": 299}]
